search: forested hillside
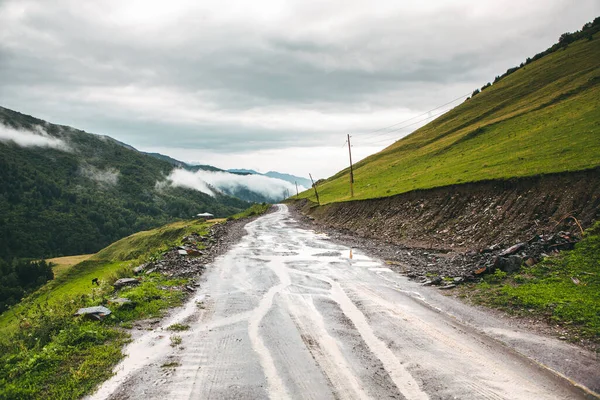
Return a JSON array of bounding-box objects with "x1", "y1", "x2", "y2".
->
[{"x1": 0, "y1": 107, "x2": 249, "y2": 260}]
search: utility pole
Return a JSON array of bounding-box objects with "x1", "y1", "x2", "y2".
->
[
  {"x1": 309, "y1": 173, "x2": 320, "y2": 205},
  {"x1": 347, "y1": 133, "x2": 354, "y2": 197},
  {"x1": 295, "y1": 181, "x2": 299, "y2": 197}
]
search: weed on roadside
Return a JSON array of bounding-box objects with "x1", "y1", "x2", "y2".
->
[{"x1": 167, "y1": 323, "x2": 190, "y2": 331}]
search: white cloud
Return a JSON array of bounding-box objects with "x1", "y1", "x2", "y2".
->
[
  {"x1": 0, "y1": 124, "x2": 71, "y2": 151},
  {"x1": 161, "y1": 168, "x2": 307, "y2": 201},
  {"x1": 79, "y1": 164, "x2": 120, "y2": 186},
  {"x1": 160, "y1": 168, "x2": 216, "y2": 196}
]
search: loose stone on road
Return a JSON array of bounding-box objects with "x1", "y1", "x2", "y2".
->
[{"x1": 92, "y1": 204, "x2": 592, "y2": 400}]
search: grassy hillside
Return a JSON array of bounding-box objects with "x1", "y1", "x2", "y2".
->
[
  {"x1": 0, "y1": 216, "x2": 219, "y2": 398},
  {"x1": 0, "y1": 217, "x2": 213, "y2": 333},
  {"x1": 0, "y1": 107, "x2": 249, "y2": 260},
  {"x1": 297, "y1": 29, "x2": 600, "y2": 204}
]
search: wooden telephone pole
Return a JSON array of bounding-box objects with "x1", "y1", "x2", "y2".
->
[
  {"x1": 295, "y1": 181, "x2": 299, "y2": 197},
  {"x1": 347, "y1": 134, "x2": 354, "y2": 197},
  {"x1": 309, "y1": 173, "x2": 320, "y2": 205}
]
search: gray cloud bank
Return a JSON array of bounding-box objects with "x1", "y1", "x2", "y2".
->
[{"x1": 0, "y1": 1, "x2": 597, "y2": 176}]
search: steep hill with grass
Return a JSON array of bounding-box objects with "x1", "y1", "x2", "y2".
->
[
  {"x1": 0, "y1": 107, "x2": 249, "y2": 260},
  {"x1": 298, "y1": 24, "x2": 600, "y2": 205}
]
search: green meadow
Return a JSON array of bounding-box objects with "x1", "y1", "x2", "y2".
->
[{"x1": 297, "y1": 34, "x2": 600, "y2": 204}]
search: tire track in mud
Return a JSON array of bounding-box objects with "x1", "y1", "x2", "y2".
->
[
  {"x1": 246, "y1": 257, "x2": 292, "y2": 399},
  {"x1": 287, "y1": 268, "x2": 428, "y2": 400}
]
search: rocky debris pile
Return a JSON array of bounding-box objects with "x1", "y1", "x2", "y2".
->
[
  {"x1": 470, "y1": 231, "x2": 579, "y2": 277},
  {"x1": 288, "y1": 203, "x2": 584, "y2": 288},
  {"x1": 131, "y1": 219, "x2": 251, "y2": 278}
]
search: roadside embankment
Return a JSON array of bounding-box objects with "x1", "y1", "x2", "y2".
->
[
  {"x1": 293, "y1": 168, "x2": 600, "y2": 252},
  {"x1": 289, "y1": 169, "x2": 600, "y2": 351}
]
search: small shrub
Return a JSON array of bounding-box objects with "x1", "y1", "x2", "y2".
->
[
  {"x1": 170, "y1": 335, "x2": 182, "y2": 347},
  {"x1": 486, "y1": 269, "x2": 507, "y2": 283},
  {"x1": 167, "y1": 323, "x2": 190, "y2": 331}
]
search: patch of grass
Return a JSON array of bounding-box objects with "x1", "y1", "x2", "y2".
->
[
  {"x1": 0, "y1": 271, "x2": 191, "y2": 400},
  {"x1": 161, "y1": 361, "x2": 181, "y2": 368},
  {"x1": 170, "y1": 335, "x2": 182, "y2": 347},
  {"x1": 0, "y1": 219, "x2": 215, "y2": 334},
  {"x1": 0, "y1": 218, "x2": 216, "y2": 399},
  {"x1": 167, "y1": 323, "x2": 190, "y2": 331},
  {"x1": 229, "y1": 203, "x2": 271, "y2": 220},
  {"x1": 295, "y1": 35, "x2": 600, "y2": 204},
  {"x1": 47, "y1": 254, "x2": 94, "y2": 278},
  {"x1": 462, "y1": 222, "x2": 600, "y2": 343}
]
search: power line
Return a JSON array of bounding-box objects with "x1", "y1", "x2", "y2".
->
[
  {"x1": 355, "y1": 107, "x2": 453, "y2": 146},
  {"x1": 356, "y1": 92, "x2": 471, "y2": 141}
]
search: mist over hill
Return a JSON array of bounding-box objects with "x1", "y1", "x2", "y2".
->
[{"x1": 0, "y1": 107, "x2": 250, "y2": 260}]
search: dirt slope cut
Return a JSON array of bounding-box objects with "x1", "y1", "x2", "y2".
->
[{"x1": 298, "y1": 168, "x2": 600, "y2": 251}]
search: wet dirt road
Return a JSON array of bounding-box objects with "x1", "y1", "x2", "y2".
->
[{"x1": 92, "y1": 205, "x2": 596, "y2": 400}]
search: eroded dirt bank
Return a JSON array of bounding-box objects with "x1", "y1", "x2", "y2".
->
[{"x1": 295, "y1": 168, "x2": 600, "y2": 252}]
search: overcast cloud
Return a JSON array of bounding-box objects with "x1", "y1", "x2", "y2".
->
[{"x1": 0, "y1": 0, "x2": 597, "y2": 177}]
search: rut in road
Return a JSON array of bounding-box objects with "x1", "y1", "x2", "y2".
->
[{"x1": 91, "y1": 204, "x2": 589, "y2": 400}]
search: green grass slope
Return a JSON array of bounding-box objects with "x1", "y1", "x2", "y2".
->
[
  {"x1": 0, "y1": 217, "x2": 212, "y2": 334},
  {"x1": 298, "y1": 31, "x2": 600, "y2": 204},
  {"x1": 0, "y1": 216, "x2": 217, "y2": 398}
]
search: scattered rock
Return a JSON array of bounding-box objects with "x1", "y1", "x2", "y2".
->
[
  {"x1": 133, "y1": 264, "x2": 147, "y2": 274},
  {"x1": 74, "y1": 306, "x2": 111, "y2": 320},
  {"x1": 494, "y1": 255, "x2": 523, "y2": 273},
  {"x1": 439, "y1": 284, "x2": 456, "y2": 290},
  {"x1": 114, "y1": 278, "x2": 140, "y2": 289},
  {"x1": 499, "y1": 242, "x2": 526, "y2": 256},
  {"x1": 177, "y1": 249, "x2": 188, "y2": 256},
  {"x1": 109, "y1": 297, "x2": 133, "y2": 305}
]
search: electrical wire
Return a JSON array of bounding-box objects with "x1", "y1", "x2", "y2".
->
[{"x1": 355, "y1": 92, "x2": 471, "y2": 141}]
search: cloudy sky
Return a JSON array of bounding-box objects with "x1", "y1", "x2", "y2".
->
[{"x1": 1, "y1": 1, "x2": 597, "y2": 178}]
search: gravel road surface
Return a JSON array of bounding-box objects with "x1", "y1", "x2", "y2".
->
[{"x1": 90, "y1": 205, "x2": 597, "y2": 400}]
